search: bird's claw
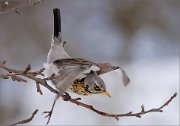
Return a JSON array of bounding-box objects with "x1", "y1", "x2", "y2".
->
[
  {"x1": 62, "y1": 93, "x2": 71, "y2": 101},
  {"x1": 43, "y1": 110, "x2": 52, "y2": 118},
  {"x1": 43, "y1": 110, "x2": 53, "y2": 124}
]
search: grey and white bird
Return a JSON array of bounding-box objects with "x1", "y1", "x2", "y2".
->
[
  {"x1": 43, "y1": 8, "x2": 130, "y2": 124},
  {"x1": 44, "y1": 8, "x2": 130, "y2": 97}
]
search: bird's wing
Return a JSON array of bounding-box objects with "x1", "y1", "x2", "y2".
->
[
  {"x1": 52, "y1": 58, "x2": 100, "y2": 92},
  {"x1": 54, "y1": 58, "x2": 100, "y2": 72},
  {"x1": 54, "y1": 58, "x2": 95, "y2": 66},
  {"x1": 53, "y1": 65, "x2": 90, "y2": 92},
  {"x1": 118, "y1": 67, "x2": 130, "y2": 86},
  {"x1": 96, "y1": 63, "x2": 112, "y2": 74},
  {"x1": 97, "y1": 63, "x2": 130, "y2": 86}
]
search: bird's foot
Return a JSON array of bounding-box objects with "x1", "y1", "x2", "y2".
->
[
  {"x1": 62, "y1": 92, "x2": 71, "y2": 101},
  {"x1": 43, "y1": 109, "x2": 53, "y2": 124}
]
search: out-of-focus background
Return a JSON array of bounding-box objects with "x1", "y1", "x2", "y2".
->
[{"x1": 0, "y1": 0, "x2": 179, "y2": 125}]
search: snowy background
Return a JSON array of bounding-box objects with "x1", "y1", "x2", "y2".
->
[{"x1": 0, "y1": 0, "x2": 179, "y2": 125}]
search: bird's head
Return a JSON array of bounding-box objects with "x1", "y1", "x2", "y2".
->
[{"x1": 84, "y1": 72, "x2": 111, "y2": 97}]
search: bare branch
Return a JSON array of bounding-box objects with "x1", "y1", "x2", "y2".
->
[
  {"x1": 11, "y1": 74, "x2": 27, "y2": 82},
  {"x1": 67, "y1": 92, "x2": 177, "y2": 120},
  {"x1": 0, "y1": 63, "x2": 177, "y2": 124},
  {"x1": 8, "y1": 109, "x2": 38, "y2": 126},
  {"x1": 0, "y1": 0, "x2": 44, "y2": 15},
  {"x1": 0, "y1": 73, "x2": 27, "y2": 82},
  {"x1": 23, "y1": 64, "x2": 31, "y2": 74},
  {"x1": 159, "y1": 92, "x2": 177, "y2": 109},
  {"x1": 36, "y1": 81, "x2": 43, "y2": 95}
]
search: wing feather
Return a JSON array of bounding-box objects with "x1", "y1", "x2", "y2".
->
[{"x1": 52, "y1": 58, "x2": 99, "y2": 92}]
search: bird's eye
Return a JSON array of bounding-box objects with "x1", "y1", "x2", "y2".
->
[
  {"x1": 94, "y1": 86, "x2": 100, "y2": 91},
  {"x1": 85, "y1": 85, "x2": 89, "y2": 92}
]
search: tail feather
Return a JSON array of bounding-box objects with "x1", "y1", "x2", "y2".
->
[
  {"x1": 47, "y1": 8, "x2": 71, "y2": 63},
  {"x1": 47, "y1": 37, "x2": 71, "y2": 63},
  {"x1": 53, "y1": 8, "x2": 61, "y2": 38}
]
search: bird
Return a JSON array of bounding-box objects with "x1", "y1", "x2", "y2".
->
[
  {"x1": 43, "y1": 8, "x2": 130, "y2": 124},
  {"x1": 44, "y1": 39, "x2": 130, "y2": 97},
  {"x1": 44, "y1": 8, "x2": 130, "y2": 97}
]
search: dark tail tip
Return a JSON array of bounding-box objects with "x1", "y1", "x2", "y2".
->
[{"x1": 53, "y1": 8, "x2": 61, "y2": 37}]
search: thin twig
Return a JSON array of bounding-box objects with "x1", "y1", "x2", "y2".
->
[
  {"x1": 23, "y1": 64, "x2": 31, "y2": 74},
  {"x1": 0, "y1": 73, "x2": 27, "y2": 82},
  {"x1": 0, "y1": 0, "x2": 44, "y2": 15},
  {"x1": 8, "y1": 109, "x2": 38, "y2": 126},
  {"x1": 36, "y1": 81, "x2": 43, "y2": 95},
  {"x1": 0, "y1": 63, "x2": 178, "y2": 123}
]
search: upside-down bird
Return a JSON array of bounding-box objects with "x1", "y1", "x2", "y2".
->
[{"x1": 43, "y1": 8, "x2": 130, "y2": 124}]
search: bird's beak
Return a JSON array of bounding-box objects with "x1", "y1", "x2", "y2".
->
[{"x1": 103, "y1": 91, "x2": 111, "y2": 98}]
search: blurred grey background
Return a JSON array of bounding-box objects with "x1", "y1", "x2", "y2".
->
[{"x1": 0, "y1": 0, "x2": 179, "y2": 125}]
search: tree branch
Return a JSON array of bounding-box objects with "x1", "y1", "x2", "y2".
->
[
  {"x1": 8, "y1": 109, "x2": 38, "y2": 126},
  {"x1": 0, "y1": 0, "x2": 44, "y2": 15},
  {"x1": 0, "y1": 63, "x2": 177, "y2": 124}
]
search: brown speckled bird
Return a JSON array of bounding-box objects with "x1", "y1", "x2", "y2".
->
[
  {"x1": 44, "y1": 8, "x2": 130, "y2": 98},
  {"x1": 43, "y1": 9, "x2": 130, "y2": 124}
]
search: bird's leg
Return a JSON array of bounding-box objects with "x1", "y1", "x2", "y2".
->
[
  {"x1": 43, "y1": 97, "x2": 57, "y2": 124},
  {"x1": 57, "y1": 87, "x2": 71, "y2": 101},
  {"x1": 56, "y1": 88, "x2": 71, "y2": 101},
  {"x1": 43, "y1": 90, "x2": 71, "y2": 124}
]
